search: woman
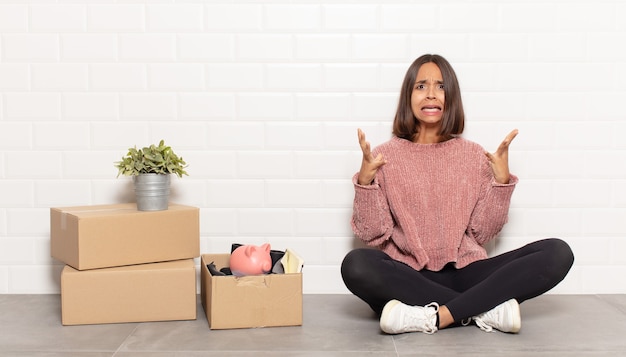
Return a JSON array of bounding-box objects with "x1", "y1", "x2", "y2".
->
[{"x1": 341, "y1": 54, "x2": 574, "y2": 335}]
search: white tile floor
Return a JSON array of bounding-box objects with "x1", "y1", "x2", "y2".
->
[{"x1": 1, "y1": 294, "x2": 625, "y2": 356}]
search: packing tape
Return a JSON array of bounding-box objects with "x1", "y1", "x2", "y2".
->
[
  {"x1": 59, "y1": 207, "x2": 136, "y2": 230},
  {"x1": 235, "y1": 276, "x2": 270, "y2": 288}
]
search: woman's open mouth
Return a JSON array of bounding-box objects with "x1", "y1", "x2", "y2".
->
[{"x1": 421, "y1": 105, "x2": 442, "y2": 113}]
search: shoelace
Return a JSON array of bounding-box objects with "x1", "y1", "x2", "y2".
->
[
  {"x1": 474, "y1": 317, "x2": 493, "y2": 332},
  {"x1": 405, "y1": 302, "x2": 439, "y2": 334},
  {"x1": 474, "y1": 309, "x2": 498, "y2": 332}
]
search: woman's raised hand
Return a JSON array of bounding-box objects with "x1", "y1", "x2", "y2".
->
[
  {"x1": 357, "y1": 128, "x2": 386, "y2": 185},
  {"x1": 485, "y1": 129, "x2": 519, "y2": 184}
]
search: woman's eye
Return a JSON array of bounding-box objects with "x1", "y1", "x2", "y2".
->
[{"x1": 438, "y1": 84, "x2": 445, "y2": 90}]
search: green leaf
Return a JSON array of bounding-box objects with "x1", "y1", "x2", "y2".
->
[{"x1": 114, "y1": 140, "x2": 189, "y2": 178}]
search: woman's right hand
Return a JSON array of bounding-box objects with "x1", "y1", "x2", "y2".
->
[{"x1": 357, "y1": 128, "x2": 386, "y2": 185}]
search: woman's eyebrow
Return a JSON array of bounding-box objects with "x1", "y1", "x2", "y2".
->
[{"x1": 415, "y1": 79, "x2": 444, "y2": 84}]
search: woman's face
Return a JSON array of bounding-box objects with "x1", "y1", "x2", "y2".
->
[{"x1": 411, "y1": 62, "x2": 445, "y2": 128}]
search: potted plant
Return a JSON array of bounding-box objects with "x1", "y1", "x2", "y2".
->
[{"x1": 114, "y1": 140, "x2": 188, "y2": 211}]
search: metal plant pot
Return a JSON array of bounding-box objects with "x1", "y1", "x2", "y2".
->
[{"x1": 133, "y1": 173, "x2": 171, "y2": 211}]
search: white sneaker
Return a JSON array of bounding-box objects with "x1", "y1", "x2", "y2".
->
[
  {"x1": 474, "y1": 299, "x2": 521, "y2": 333},
  {"x1": 379, "y1": 299, "x2": 439, "y2": 335}
]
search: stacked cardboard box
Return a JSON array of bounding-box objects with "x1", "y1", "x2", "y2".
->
[{"x1": 50, "y1": 203, "x2": 200, "y2": 325}]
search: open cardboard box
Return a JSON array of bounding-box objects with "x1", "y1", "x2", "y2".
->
[
  {"x1": 61, "y1": 259, "x2": 197, "y2": 325},
  {"x1": 200, "y1": 253, "x2": 303, "y2": 330},
  {"x1": 51, "y1": 203, "x2": 199, "y2": 270}
]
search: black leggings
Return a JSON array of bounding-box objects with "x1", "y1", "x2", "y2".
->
[{"x1": 341, "y1": 238, "x2": 574, "y2": 321}]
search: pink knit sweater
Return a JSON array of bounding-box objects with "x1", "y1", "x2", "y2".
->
[{"x1": 351, "y1": 136, "x2": 517, "y2": 271}]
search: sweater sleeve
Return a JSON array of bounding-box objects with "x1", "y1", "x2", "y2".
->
[
  {"x1": 466, "y1": 161, "x2": 517, "y2": 246},
  {"x1": 350, "y1": 171, "x2": 394, "y2": 248}
]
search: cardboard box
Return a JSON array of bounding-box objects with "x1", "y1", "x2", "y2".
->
[
  {"x1": 51, "y1": 203, "x2": 199, "y2": 270},
  {"x1": 201, "y1": 253, "x2": 303, "y2": 329},
  {"x1": 61, "y1": 259, "x2": 197, "y2": 325}
]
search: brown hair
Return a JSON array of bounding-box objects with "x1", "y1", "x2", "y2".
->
[{"x1": 392, "y1": 54, "x2": 465, "y2": 141}]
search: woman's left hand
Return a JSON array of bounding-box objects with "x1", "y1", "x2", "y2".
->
[{"x1": 485, "y1": 129, "x2": 518, "y2": 184}]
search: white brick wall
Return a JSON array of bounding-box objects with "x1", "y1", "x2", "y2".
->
[{"x1": 1, "y1": 1, "x2": 625, "y2": 295}]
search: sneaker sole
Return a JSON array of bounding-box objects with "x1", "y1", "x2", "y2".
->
[
  {"x1": 380, "y1": 299, "x2": 402, "y2": 334},
  {"x1": 506, "y1": 299, "x2": 522, "y2": 333}
]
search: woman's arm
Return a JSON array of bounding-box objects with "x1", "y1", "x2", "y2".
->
[
  {"x1": 351, "y1": 129, "x2": 394, "y2": 246},
  {"x1": 351, "y1": 172, "x2": 395, "y2": 247},
  {"x1": 468, "y1": 130, "x2": 519, "y2": 244},
  {"x1": 466, "y1": 170, "x2": 517, "y2": 245}
]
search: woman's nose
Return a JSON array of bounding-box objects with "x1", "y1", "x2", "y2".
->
[{"x1": 426, "y1": 86, "x2": 436, "y2": 99}]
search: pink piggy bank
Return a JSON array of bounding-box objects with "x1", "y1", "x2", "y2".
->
[{"x1": 230, "y1": 243, "x2": 272, "y2": 276}]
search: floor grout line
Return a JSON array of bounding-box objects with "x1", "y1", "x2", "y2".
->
[
  {"x1": 391, "y1": 335, "x2": 400, "y2": 357},
  {"x1": 112, "y1": 323, "x2": 141, "y2": 357}
]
